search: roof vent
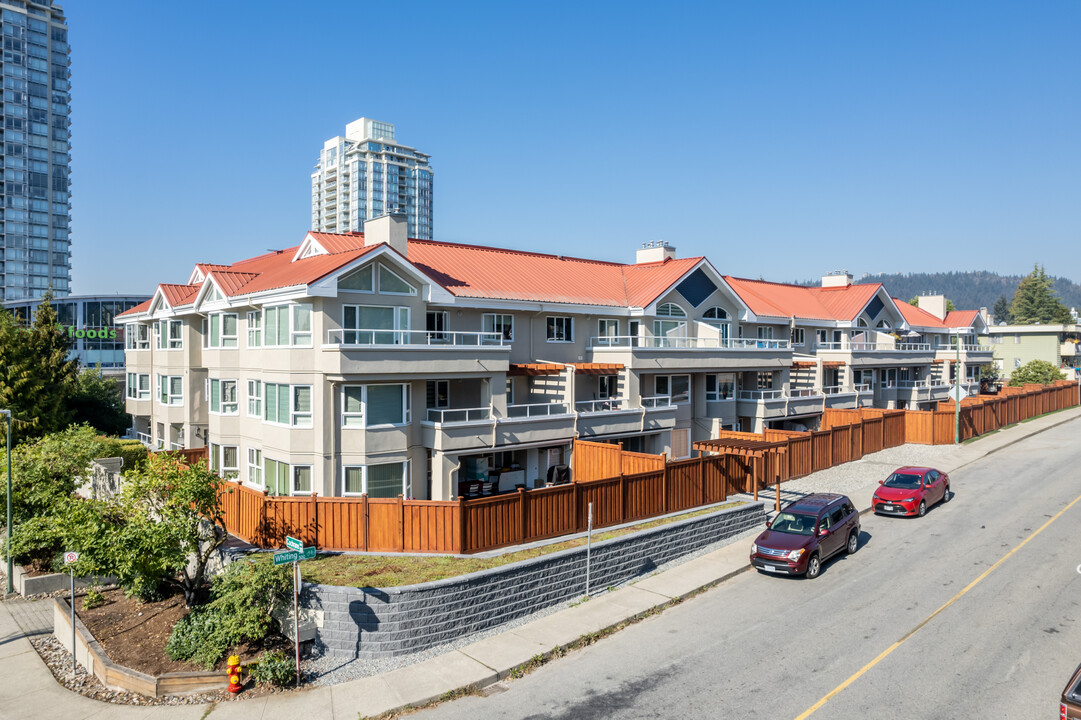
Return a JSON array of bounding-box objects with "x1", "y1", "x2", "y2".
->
[
  {"x1": 821, "y1": 270, "x2": 852, "y2": 288},
  {"x1": 636, "y1": 240, "x2": 676, "y2": 264}
]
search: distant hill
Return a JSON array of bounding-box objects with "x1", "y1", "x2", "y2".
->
[{"x1": 797, "y1": 271, "x2": 1081, "y2": 313}]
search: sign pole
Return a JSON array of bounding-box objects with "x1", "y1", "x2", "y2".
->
[
  {"x1": 70, "y1": 567, "x2": 75, "y2": 678},
  {"x1": 293, "y1": 560, "x2": 300, "y2": 687},
  {"x1": 585, "y1": 502, "x2": 593, "y2": 597},
  {"x1": 955, "y1": 335, "x2": 961, "y2": 444}
]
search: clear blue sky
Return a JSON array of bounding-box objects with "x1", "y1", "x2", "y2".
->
[{"x1": 66, "y1": 1, "x2": 1081, "y2": 295}]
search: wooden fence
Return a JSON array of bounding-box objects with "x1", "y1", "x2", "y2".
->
[
  {"x1": 571, "y1": 439, "x2": 666, "y2": 482},
  {"x1": 207, "y1": 381, "x2": 1078, "y2": 555}
]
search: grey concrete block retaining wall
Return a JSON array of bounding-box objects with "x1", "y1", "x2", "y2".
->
[{"x1": 305, "y1": 501, "x2": 764, "y2": 658}]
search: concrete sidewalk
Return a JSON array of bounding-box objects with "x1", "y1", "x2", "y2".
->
[{"x1": 2, "y1": 406, "x2": 1078, "y2": 720}]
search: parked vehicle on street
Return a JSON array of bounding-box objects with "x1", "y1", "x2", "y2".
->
[
  {"x1": 872, "y1": 466, "x2": 951, "y2": 517},
  {"x1": 1061, "y1": 662, "x2": 1081, "y2": 719},
  {"x1": 750, "y1": 493, "x2": 860, "y2": 579}
]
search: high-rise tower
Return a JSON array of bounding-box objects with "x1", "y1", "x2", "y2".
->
[
  {"x1": 0, "y1": 0, "x2": 70, "y2": 301},
  {"x1": 311, "y1": 118, "x2": 433, "y2": 240}
]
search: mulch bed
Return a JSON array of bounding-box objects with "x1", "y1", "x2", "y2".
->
[{"x1": 75, "y1": 587, "x2": 293, "y2": 675}]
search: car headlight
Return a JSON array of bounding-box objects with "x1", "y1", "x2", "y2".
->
[
  {"x1": 787, "y1": 548, "x2": 805, "y2": 561},
  {"x1": 900, "y1": 497, "x2": 915, "y2": 503},
  {"x1": 751, "y1": 542, "x2": 758, "y2": 554}
]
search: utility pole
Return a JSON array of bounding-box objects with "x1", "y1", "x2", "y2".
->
[
  {"x1": 954, "y1": 335, "x2": 961, "y2": 444},
  {"x1": 1, "y1": 410, "x2": 11, "y2": 594}
]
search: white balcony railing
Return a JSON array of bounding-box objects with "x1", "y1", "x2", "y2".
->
[
  {"x1": 506, "y1": 402, "x2": 572, "y2": 418},
  {"x1": 575, "y1": 399, "x2": 629, "y2": 413},
  {"x1": 326, "y1": 329, "x2": 508, "y2": 347},
  {"x1": 170, "y1": 442, "x2": 185, "y2": 451},
  {"x1": 641, "y1": 395, "x2": 675, "y2": 409},
  {"x1": 935, "y1": 343, "x2": 987, "y2": 352},
  {"x1": 821, "y1": 385, "x2": 851, "y2": 395},
  {"x1": 738, "y1": 390, "x2": 784, "y2": 400},
  {"x1": 426, "y1": 407, "x2": 491, "y2": 424},
  {"x1": 817, "y1": 342, "x2": 932, "y2": 352},
  {"x1": 137, "y1": 432, "x2": 153, "y2": 447},
  {"x1": 590, "y1": 336, "x2": 790, "y2": 350},
  {"x1": 855, "y1": 383, "x2": 872, "y2": 393},
  {"x1": 788, "y1": 388, "x2": 824, "y2": 398}
]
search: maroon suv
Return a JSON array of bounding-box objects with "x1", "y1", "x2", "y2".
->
[{"x1": 750, "y1": 493, "x2": 860, "y2": 579}]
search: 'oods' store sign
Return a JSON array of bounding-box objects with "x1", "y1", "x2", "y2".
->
[{"x1": 66, "y1": 325, "x2": 119, "y2": 340}]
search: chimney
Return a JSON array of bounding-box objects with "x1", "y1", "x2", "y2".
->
[
  {"x1": 363, "y1": 213, "x2": 409, "y2": 257},
  {"x1": 917, "y1": 293, "x2": 947, "y2": 320},
  {"x1": 636, "y1": 240, "x2": 676, "y2": 264},
  {"x1": 821, "y1": 270, "x2": 853, "y2": 288}
]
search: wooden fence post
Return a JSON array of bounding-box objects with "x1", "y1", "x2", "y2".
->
[
  {"x1": 518, "y1": 488, "x2": 528, "y2": 544},
  {"x1": 362, "y1": 493, "x2": 369, "y2": 552},
  {"x1": 573, "y1": 480, "x2": 580, "y2": 532},
  {"x1": 456, "y1": 497, "x2": 465, "y2": 554},
  {"x1": 752, "y1": 454, "x2": 759, "y2": 501},
  {"x1": 698, "y1": 457, "x2": 705, "y2": 506},
  {"x1": 398, "y1": 494, "x2": 405, "y2": 552},
  {"x1": 662, "y1": 462, "x2": 670, "y2": 514},
  {"x1": 260, "y1": 487, "x2": 269, "y2": 548},
  {"x1": 619, "y1": 473, "x2": 626, "y2": 523},
  {"x1": 310, "y1": 492, "x2": 318, "y2": 549}
]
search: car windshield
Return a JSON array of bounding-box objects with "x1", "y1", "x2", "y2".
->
[
  {"x1": 883, "y1": 472, "x2": 923, "y2": 489},
  {"x1": 769, "y1": 512, "x2": 817, "y2": 536}
]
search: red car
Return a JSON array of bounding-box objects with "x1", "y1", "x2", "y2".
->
[{"x1": 872, "y1": 466, "x2": 951, "y2": 517}]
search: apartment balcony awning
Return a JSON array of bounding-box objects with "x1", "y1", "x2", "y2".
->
[
  {"x1": 508, "y1": 363, "x2": 565, "y2": 376},
  {"x1": 693, "y1": 438, "x2": 788, "y2": 458},
  {"x1": 822, "y1": 361, "x2": 846, "y2": 369},
  {"x1": 573, "y1": 363, "x2": 624, "y2": 375}
]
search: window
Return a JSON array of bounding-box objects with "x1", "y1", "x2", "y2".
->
[
  {"x1": 209, "y1": 379, "x2": 238, "y2": 415},
  {"x1": 598, "y1": 375, "x2": 617, "y2": 399},
  {"x1": 338, "y1": 265, "x2": 373, "y2": 292},
  {"x1": 655, "y1": 374, "x2": 690, "y2": 403},
  {"x1": 264, "y1": 306, "x2": 290, "y2": 346},
  {"x1": 857, "y1": 318, "x2": 869, "y2": 328},
  {"x1": 246, "y1": 311, "x2": 262, "y2": 347},
  {"x1": 368, "y1": 462, "x2": 409, "y2": 498},
  {"x1": 126, "y1": 373, "x2": 149, "y2": 400},
  {"x1": 378, "y1": 265, "x2": 416, "y2": 295},
  {"x1": 757, "y1": 326, "x2": 774, "y2": 340},
  {"x1": 705, "y1": 373, "x2": 735, "y2": 401},
  {"x1": 247, "y1": 448, "x2": 263, "y2": 486},
  {"x1": 293, "y1": 465, "x2": 312, "y2": 494},
  {"x1": 483, "y1": 313, "x2": 513, "y2": 342},
  {"x1": 155, "y1": 320, "x2": 182, "y2": 349},
  {"x1": 291, "y1": 305, "x2": 312, "y2": 346},
  {"x1": 125, "y1": 324, "x2": 149, "y2": 350},
  {"x1": 167, "y1": 320, "x2": 182, "y2": 348},
  {"x1": 1014, "y1": 334, "x2": 1021, "y2": 344},
  {"x1": 208, "y1": 313, "x2": 238, "y2": 348},
  {"x1": 292, "y1": 386, "x2": 312, "y2": 426},
  {"x1": 344, "y1": 466, "x2": 364, "y2": 495},
  {"x1": 342, "y1": 386, "x2": 364, "y2": 427},
  {"x1": 791, "y1": 328, "x2": 805, "y2": 346},
  {"x1": 213, "y1": 445, "x2": 238, "y2": 479},
  {"x1": 757, "y1": 372, "x2": 773, "y2": 390},
  {"x1": 876, "y1": 320, "x2": 892, "y2": 329},
  {"x1": 426, "y1": 310, "x2": 448, "y2": 341},
  {"x1": 343, "y1": 304, "x2": 409, "y2": 343},
  {"x1": 702, "y1": 307, "x2": 731, "y2": 340},
  {"x1": 247, "y1": 380, "x2": 262, "y2": 417},
  {"x1": 547, "y1": 316, "x2": 573, "y2": 342},
  {"x1": 264, "y1": 457, "x2": 289, "y2": 496},
  {"x1": 157, "y1": 375, "x2": 182, "y2": 405},
  {"x1": 426, "y1": 380, "x2": 449, "y2": 408},
  {"x1": 597, "y1": 319, "x2": 619, "y2": 343},
  {"x1": 654, "y1": 303, "x2": 686, "y2": 341},
  {"x1": 1014, "y1": 357, "x2": 1021, "y2": 368},
  {"x1": 264, "y1": 383, "x2": 311, "y2": 426},
  {"x1": 506, "y1": 378, "x2": 515, "y2": 405},
  {"x1": 366, "y1": 384, "x2": 410, "y2": 426}
]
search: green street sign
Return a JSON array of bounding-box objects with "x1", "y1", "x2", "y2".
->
[
  {"x1": 285, "y1": 536, "x2": 303, "y2": 551},
  {"x1": 302, "y1": 546, "x2": 316, "y2": 560},
  {"x1": 273, "y1": 550, "x2": 300, "y2": 565}
]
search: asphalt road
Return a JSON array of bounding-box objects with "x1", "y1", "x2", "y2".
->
[{"x1": 413, "y1": 418, "x2": 1081, "y2": 720}]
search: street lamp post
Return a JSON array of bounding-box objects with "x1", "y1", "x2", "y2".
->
[
  {"x1": 1, "y1": 410, "x2": 11, "y2": 594},
  {"x1": 954, "y1": 335, "x2": 961, "y2": 444}
]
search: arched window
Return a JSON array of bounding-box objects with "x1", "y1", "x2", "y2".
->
[
  {"x1": 654, "y1": 303, "x2": 687, "y2": 345},
  {"x1": 702, "y1": 307, "x2": 731, "y2": 341},
  {"x1": 876, "y1": 320, "x2": 891, "y2": 329},
  {"x1": 857, "y1": 318, "x2": 868, "y2": 328}
]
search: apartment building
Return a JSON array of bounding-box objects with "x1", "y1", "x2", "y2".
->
[
  {"x1": 118, "y1": 223, "x2": 803, "y2": 501},
  {"x1": 723, "y1": 273, "x2": 992, "y2": 418},
  {"x1": 981, "y1": 323, "x2": 1081, "y2": 381},
  {"x1": 311, "y1": 119, "x2": 433, "y2": 240}
]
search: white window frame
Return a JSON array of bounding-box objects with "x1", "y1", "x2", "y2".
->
[
  {"x1": 342, "y1": 461, "x2": 410, "y2": 498},
  {"x1": 246, "y1": 310, "x2": 262, "y2": 347},
  {"x1": 292, "y1": 385, "x2": 313, "y2": 427},
  {"x1": 209, "y1": 378, "x2": 239, "y2": 415},
  {"x1": 757, "y1": 326, "x2": 775, "y2": 340},
  {"x1": 291, "y1": 304, "x2": 312, "y2": 346},
  {"x1": 377, "y1": 264, "x2": 418, "y2": 296},
  {"x1": 247, "y1": 447, "x2": 263, "y2": 487},
  {"x1": 345, "y1": 383, "x2": 411, "y2": 428},
  {"x1": 791, "y1": 328, "x2": 805, "y2": 346},
  {"x1": 157, "y1": 374, "x2": 183, "y2": 405},
  {"x1": 342, "y1": 304, "x2": 410, "y2": 344},
  {"x1": 262, "y1": 304, "x2": 312, "y2": 348},
  {"x1": 426, "y1": 379, "x2": 450, "y2": 409},
  {"x1": 546, "y1": 316, "x2": 574, "y2": 343},
  {"x1": 705, "y1": 373, "x2": 735, "y2": 401},
  {"x1": 208, "y1": 312, "x2": 238, "y2": 349},
  {"x1": 247, "y1": 379, "x2": 262, "y2": 417},
  {"x1": 426, "y1": 310, "x2": 448, "y2": 342},
  {"x1": 292, "y1": 464, "x2": 313, "y2": 495},
  {"x1": 126, "y1": 324, "x2": 150, "y2": 350},
  {"x1": 166, "y1": 319, "x2": 182, "y2": 349},
  {"x1": 126, "y1": 373, "x2": 150, "y2": 400},
  {"x1": 218, "y1": 444, "x2": 239, "y2": 480},
  {"x1": 655, "y1": 374, "x2": 691, "y2": 404},
  {"x1": 342, "y1": 385, "x2": 364, "y2": 427},
  {"x1": 597, "y1": 319, "x2": 619, "y2": 343},
  {"x1": 264, "y1": 382, "x2": 310, "y2": 427},
  {"x1": 482, "y1": 313, "x2": 513, "y2": 343}
]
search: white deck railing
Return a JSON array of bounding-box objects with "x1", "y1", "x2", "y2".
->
[
  {"x1": 641, "y1": 395, "x2": 675, "y2": 409},
  {"x1": 738, "y1": 389, "x2": 785, "y2": 400},
  {"x1": 326, "y1": 329, "x2": 508, "y2": 347},
  {"x1": 506, "y1": 402, "x2": 572, "y2": 418},
  {"x1": 818, "y1": 342, "x2": 932, "y2": 352},
  {"x1": 590, "y1": 336, "x2": 790, "y2": 350},
  {"x1": 426, "y1": 407, "x2": 491, "y2": 423},
  {"x1": 575, "y1": 399, "x2": 629, "y2": 413}
]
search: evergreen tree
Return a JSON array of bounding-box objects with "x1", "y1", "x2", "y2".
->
[
  {"x1": 1009, "y1": 265, "x2": 1072, "y2": 324},
  {"x1": 992, "y1": 293, "x2": 1013, "y2": 324}
]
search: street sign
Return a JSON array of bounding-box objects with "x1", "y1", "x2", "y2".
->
[
  {"x1": 949, "y1": 385, "x2": 968, "y2": 402},
  {"x1": 63, "y1": 551, "x2": 79, "y2": 564},
  {"x1": 302, "y1": 546, "x2": 316, "y2": 560},
  {"x1": 285, "y1": 536, "x2": 303, "y2": 551},
  {"x1": 273, "y1": 550, "x2": 300, "y2": 565}
]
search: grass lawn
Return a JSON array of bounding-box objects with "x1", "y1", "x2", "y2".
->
[{"x1": 295, "y1": 501, "x2": 743, "y2": 588}]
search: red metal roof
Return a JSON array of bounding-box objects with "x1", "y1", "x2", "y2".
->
[
  {"x1": 159, "y1": 283, "x2": 200, "y2": 308},
  {"x1": 944, "y1": 310, "x2": 979, "y2": 328},
  {"x1": 723, "y1": 276, "x2": 883, "y2": 321},
  {"x1": 117, "y1": 299, "x2": 152, "y2": 318}
]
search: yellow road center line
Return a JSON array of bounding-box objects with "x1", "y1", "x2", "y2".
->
[{"x1": 793, "y1": 490, "x2": 1081, "y2": 720}]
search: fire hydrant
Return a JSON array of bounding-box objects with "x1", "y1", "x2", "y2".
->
[{"x1": 227, "y1": 655, "x2": 243, "y2": 694}]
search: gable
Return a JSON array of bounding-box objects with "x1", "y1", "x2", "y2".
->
[{"x1": 675, "y1": 268, "x2": 718, "y2": 308}]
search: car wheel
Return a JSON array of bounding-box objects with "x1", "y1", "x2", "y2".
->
[
  {"x1": 805, "y1": 553, "x2": 821, "y2": 579},
  {"x1": 943, "y1": 485, "x2": 951, "y2": 503},
  {"x1": 846, "y1": 531, "x2": 858, "y2": 555},
  {"x1": 918, "y1": 500, "x2": 927, "y2": 518}
]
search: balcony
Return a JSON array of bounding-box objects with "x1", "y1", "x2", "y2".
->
[
  {"x1": 575, "y1": 397, "x2": 675, "y2": 437},
  {"x1": 816, "y1": 341, "x2": 935, "y2": 366},
  {"x1": 934, "y1": 342, "x2": 994, "y2": 361},
  {"x1": 588, "y1": 335, "x2": 791, "y2": 371},
  {"x1": 1061, "y1": 342, "x2": 1079, "y2": 358},
  {"x1": 322, "y1": 329, "x2": 511, "y2": 375},
  {"x1": 736, "y1": 389, "x2": 831, "y2": 420}
]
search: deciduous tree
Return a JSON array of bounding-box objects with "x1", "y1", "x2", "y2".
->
[{"x1": 1008, "y1": 359, "x2": 1066, "y2": 386}]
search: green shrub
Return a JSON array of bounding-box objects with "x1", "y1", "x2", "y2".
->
[
  {"x1": 96, "y1": 437, "x2": 149, "y2": 474},
  {"x1": 165, "y1": 559, "x2": 292, "y2": 669},
  {"x1": 8, "y1": 514, "x2": 63, "y2": 567},
  {"x1": 82, "y1": 586, "x2": 106, "y2": 610},
  {"x1": 248, "y1": 652, "x2": 296, "y2": 686}
]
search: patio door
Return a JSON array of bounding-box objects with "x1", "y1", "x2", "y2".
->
[{"x1": 672, "y1": 428, "x2": 691, "y2": 459}]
